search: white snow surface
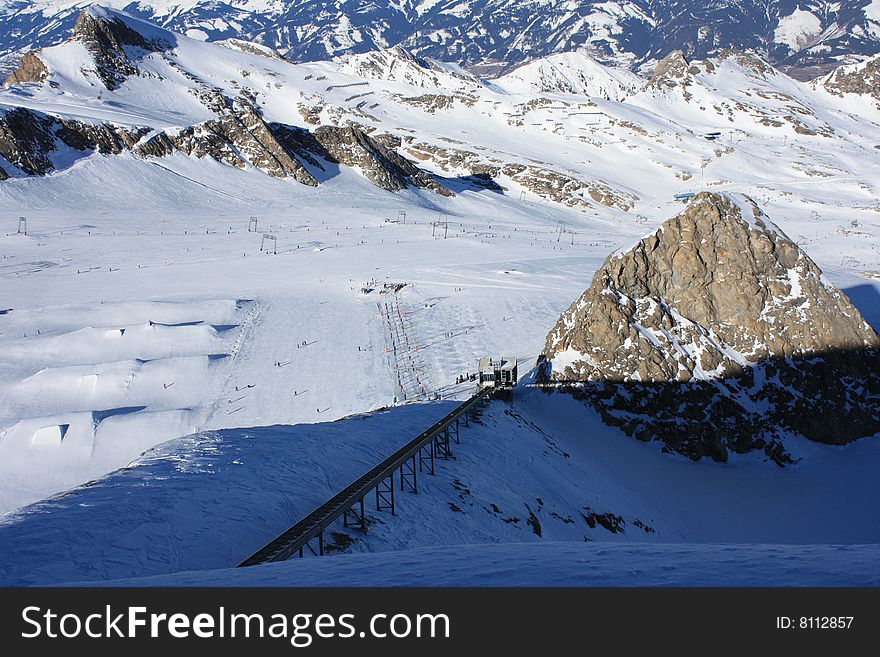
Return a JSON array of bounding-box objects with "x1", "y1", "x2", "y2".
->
[
  {"x1": 91, "y1": 542, "x2": 880, "y2": 587},
  {"x1": 774, "y1": 9, "x2": 823, "y2": 51},
  {"x1": 0, "y1": 7, "x2": 879, "y2": 585},
  {"x1": 493, "y1": 50, "x2": 643, "y2": 99}
]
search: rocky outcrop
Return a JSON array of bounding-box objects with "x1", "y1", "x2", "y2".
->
[
  {"x1": 71, "y1": 8, "x2": 171, "y2": 90},
  {"x1": 311, "y1": 125, "x2": 452, "y2": 196},
  {"x1": 823, "y1": 55, "x2": 880, "y2": 106},
  {"x1": 649, "y1": 51, "x2": 698, "y2": 91},
  {"x1": 203, "y1": 94, "x2": 318, "y2": 184},
  {"x1": 0, "y1": 109, "x2": 57, "y2": 175},
  {"x1": 215, "y1": 38, "x2": 287, "y2": 61},
  {"x1": 0, "y1": 107, "x2": 147, "y2": 175},
  {"x1": 544, "y1": 192, "x2": 880, "y2": 464},
  {"x1": 403, "y1": 139, "x2": 635, "y2": 210},
  {"x1": 4, "y1": 51, "x2": 49, "y2": 86},
  {"x1": 502, "y1": 164, "x2": 636, "y2": 211},
  {"x1": 269, "y1": 123, "x2": 335, "y2": 172},
  {"x1": 0, "y1": 97, "x2": 450, "y2": 195}
]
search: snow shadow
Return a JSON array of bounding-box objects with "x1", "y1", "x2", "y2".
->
[
  {"x1": 435, "y1": 173, "x2": 506, "y2": 195},
  {"x1": 541, "y1": 343, "x2": 880, "y2": 465},
  {"x1": 0, "y1": 402, "x2": 456, "y2": 586},
  {"x1": 844, "y1": 283, "x2": 880, "y2": 332},
  {"x1": 91, "y1": 406, "x2": 148, "y2": 422}
]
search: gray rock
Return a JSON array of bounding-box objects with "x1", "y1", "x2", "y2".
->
[
  {"x1": 544, "y1": 192, "x2": 880, "y2": 464},
  {"x1": 198, "y1": 93, "x2": 319, "y2": 184},
  {"x1": 71, "y1": 9, "x2": 171, "y2": 90},
  {"x1": 4, "y1": 51, "x2": 49, "y2": 86},
  {"x1": 0, "y1": 107, "x2": 147, "y2": 176},
  {"x1": 312, "y1": 125, "x2": 453, "y2": 196},
  {"x1": 823, "y1": 55, "x2": 880, "y2": 107},
  {"x1": 0, "y1": 108, "x2": 57, "y2": 175}
]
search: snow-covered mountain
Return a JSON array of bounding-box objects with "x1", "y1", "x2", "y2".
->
[
  {"x1": 493, "y1": 50, "x2": 643, "y2": 100},
  {"x1": 0, "y1": 8, "x2": 879, "y2": 586},
  {"x1": 4, "y1": 8, "x2": 877, "y2": 206},
  {"x1": 2, "y1": 1, "x2": 880, "y2": 81}
]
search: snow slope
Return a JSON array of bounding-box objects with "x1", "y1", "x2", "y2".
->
[
  {"x1": 494, "y1": 51, "x2": 643, "y2": 100},
  {"x1": 88, "y1": 542, "x2": 880, "y2": 587},
  {"x1": 2, "y1": 388, "x2": 879, "y2": 586}
]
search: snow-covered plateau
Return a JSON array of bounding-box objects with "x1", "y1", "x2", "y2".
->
[{"x1": 0, "y1": 7, "x2": 878, "y2": 586}]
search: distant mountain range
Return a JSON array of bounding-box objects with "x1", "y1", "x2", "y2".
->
[{"x1": 1, "y1": 1, "x2": 880, "y2": 80}]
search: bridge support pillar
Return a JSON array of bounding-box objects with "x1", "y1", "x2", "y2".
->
[
  {"x1": 434, "y1": 429, "x2": 451, "y2": 459},
  {"x1": 418, "y1": 441, "x2": 435, "y2": 475},
  {"x1": 344, "y1": 497, "x2": 367, "y2": 532},
  {"x1": 376, "y1": 475, "x2": 395, "y2": 515},
  {"x1": 401, "y1": 453, "x2": 418, "y2": 493}
]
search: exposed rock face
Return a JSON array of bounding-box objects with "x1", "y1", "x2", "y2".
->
[
  {"x1": 0, "y1": 107, "x2": 147, "y2": 175},
  {"x1": 392, "y1": 92, "x2": 477, "y2": 113},
  {"x1": 0, "y1": 99, "x2": 447, "y2": 197},
  {"x1": 649, "y1": 51, "x2": 699, "y2": 90},
  {"x1": 501, "y1": 164, "x2": 635, "y2": 212},
  {"x1": 215, "y1": 38, "x2": 287, "y2": 61},
  {"x1": 71, "y1": 8, "x2": 171, "y2": 90},
  {"x1": 311, "y1": 125, "x2": 452, "y2": 196},
  {"x1": 4, "y1": 51, "x2": 49, "y2": 86},
  {"x1": 0, "y1": 108, "x2": 57, "y2": 175},
  {"x1": 823, "y1": 54, "x2": 880, "y2": 106},
  {"x1": 544, "y1": 192, "x2": 880, "y2": 464},
  {"x1": 199, "y1": 93, "x2": 318, "y2": 184},
  {"x1": 402, "y1": 139, "x2": 635, "y2": 210}
]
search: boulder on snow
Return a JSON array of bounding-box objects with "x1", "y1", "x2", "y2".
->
[{"x1": 544, "y1": 192, "x2": 880, "y2": 464}]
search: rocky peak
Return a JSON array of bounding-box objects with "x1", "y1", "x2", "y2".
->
[
  {"x1": 649, "y1": 50, "x2": 698, "y2": 89},
  {"x1": 543, "y1": 192, "x2": 879, "y2": 464},
  {"x1": 71, "y1": 7, "x2": 172, "y2": 90}
]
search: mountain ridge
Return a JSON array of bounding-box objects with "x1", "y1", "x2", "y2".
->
[{"x1": 2, "y1": 1, "x2": 880, "y2": 81}]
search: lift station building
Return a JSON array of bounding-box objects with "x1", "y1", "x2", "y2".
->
[{"x1": 478, "y1": 356, "x2": 517, "y2": 389}]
